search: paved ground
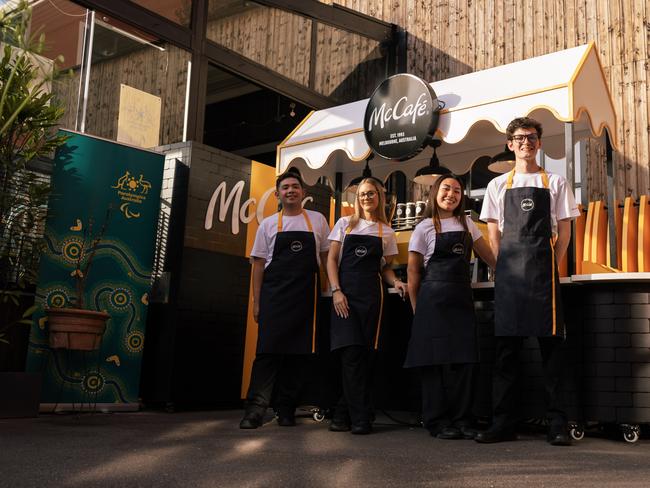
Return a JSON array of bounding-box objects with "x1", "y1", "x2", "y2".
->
[{"x1": 2, "y1": 409, "x2": 650, "y2": 487}]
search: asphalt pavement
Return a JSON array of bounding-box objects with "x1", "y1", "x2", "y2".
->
[{"x1": 2, "y1": 409, "x2": 650, "y2": 487}]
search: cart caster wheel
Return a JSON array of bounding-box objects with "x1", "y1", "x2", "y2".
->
[
  {"x1": 570, "y1": 427, "x2": 584, "y2": 441},
  {"x1": 313, "y1": 411, "x2": 325, "y2": 422},
  {"x1": 621, "y1": 424, "x2": 640, "y2": 443}
]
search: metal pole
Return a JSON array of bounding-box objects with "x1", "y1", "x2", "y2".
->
[
  {"x1": 335, "y1": 172, "x2": 342, "y2": 222},
  {"x1": 564, "y1": 122, "x2": 575, "y2": 274},
  {"x1": 77, "y1": 10, "x2": 95, "y2": 133},
  {"x1": 605, "y1": 132, "x2": 618, "y2": 269}
]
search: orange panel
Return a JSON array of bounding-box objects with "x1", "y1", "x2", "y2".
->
[
  {"x1": 583, "y1": 201, "x2": 595, "y2": 263},
  {"x1": 591, "y1": 201, "x2": 608, "y2": 265},
  {"x1": 574, "y1": 204, "x2": 586, "y2": 274},
  {"x1": 639, "y1": 196, "x2": 650, "y2": 272},
  {"x1": 622, "y1": 197, "x2": 639, "y2": 272}
]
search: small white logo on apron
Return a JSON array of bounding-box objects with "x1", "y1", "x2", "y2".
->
[
  {"x1": 452, "y1": 243, "x2": 465, "y2": 255},
  {"x1": 355, "y1": 246, "x2": 368, "y2": 257},
  {"x1": 521, "y1": 198, "x2": 534, "y2": 212},
  {"x1": 290, "y1": 241, "x2": 303, "y2": 252}
]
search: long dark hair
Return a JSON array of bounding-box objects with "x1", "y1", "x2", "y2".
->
[{"x1": 423, "y1": 174, "x2": 469, "y2": 234}]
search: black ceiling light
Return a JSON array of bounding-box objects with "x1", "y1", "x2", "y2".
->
[
  {"x1": 346, "y1": 155, "x2": 376, "y2": 193},
  {"x1": 413, "y1": 140, "x2": 451, "y2": 186},
  {"x1": 487, "y1": 144, "x2": 516, "y2": 174}
]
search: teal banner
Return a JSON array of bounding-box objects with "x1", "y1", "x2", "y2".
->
[{"x1": 26, "y1": 130, "x2": 163, "y2": 406}]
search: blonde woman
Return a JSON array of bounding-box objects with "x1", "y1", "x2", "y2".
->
[{"x1": 326, "y1": 177, "x2": 407, "y2": 434}]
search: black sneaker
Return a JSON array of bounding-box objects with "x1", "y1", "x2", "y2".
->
[
  {"x1": 547, "y1": 431, "x2": 571, "y2": 446},
  {"x1": 239, "y1": 413, "x2": 263, "y2": 429},
  {"x1": 329, "y1": 419, "x2": 351, "y2": 432},
  {"x1": 436, "y1": 426, "x2": 463, "y2": 440},
  {"x1": 277, "y1": 415, "x2": 296, "y2": 427},
  {"x1": 350, "y1": 422, "x2": 372, "y2": 435}
]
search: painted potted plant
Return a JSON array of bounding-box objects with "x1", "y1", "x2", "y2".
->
[{"x1": 46, "y1": 209, "x2": 112, "y2": 351}]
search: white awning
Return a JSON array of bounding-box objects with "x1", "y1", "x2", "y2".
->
[{"x1": 277, "y1": 42, "x2": 617, "y2": 188}]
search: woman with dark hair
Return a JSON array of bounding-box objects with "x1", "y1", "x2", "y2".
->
[
  {"x1": 326, "y1": 177, "x2": 407, "y2": 434},
  {"x1": 405, "y1": 174, "x2": 495, "y2": 440}
]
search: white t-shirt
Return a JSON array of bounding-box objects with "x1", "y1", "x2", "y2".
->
[
  {"x1": 250, "y1": 210, "x2": 331, "y2": 268},
  {"x1": 408, "y1": 216, "x2": 484, "y2": 267},
  {"x1": 328, "y1": 217, "x2": 398, "y2": 257},
  {"x1": 479, "y1": 171, "x2": 580, "y2": 234}
]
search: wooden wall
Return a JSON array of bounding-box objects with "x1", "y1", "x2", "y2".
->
[
  {"x1": 51, "y1": 1, "x2": 649, "y2": 198},
  {"x1": 329, "y1": 0, "x2": 650, "y2": 201},
  {"x1": 206, "y1": 4, "x2": 387, "y2": 101},
  {"x1": 53, "y1": 44, "x2": 189, "y2": 147}
]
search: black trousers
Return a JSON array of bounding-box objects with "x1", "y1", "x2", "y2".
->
[
  {"x1": 420, "y1": 363, "x2": 476, "y2": 434},
  {"x1": 244, "y1": 353, "x2": 309, "y2": 417},
  {"x1": 492, "y1": 336, "x2": 567, "y2": 431},
  {"x1": 334, "y1": 345, "x2": 375, "y2": 426}
]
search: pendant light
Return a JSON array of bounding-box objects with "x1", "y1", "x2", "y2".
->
[
  {"x1": 413, "y1": 140, "x2": 451, "y2": 186},
  {"x1": 346, "y1": 155, "x2": 375, "y2": 193},
  {"x1": 487, "y1": 144, "x2": 516, "y2": 173}
]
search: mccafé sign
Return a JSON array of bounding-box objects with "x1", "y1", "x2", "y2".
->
[
  {"x1": 204, "y1": 180, "x2": 312, "y2": 235},
  {"x1": 364, "y1": 73, "x2": 441, "y2": 161}
]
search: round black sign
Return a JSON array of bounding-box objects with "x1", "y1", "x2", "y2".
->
[{"x1": 363, "y1": 74, "x2": 440, "y2": 161}]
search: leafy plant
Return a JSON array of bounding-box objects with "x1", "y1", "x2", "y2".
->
[
  {"x1": 68, "y1": 208, "x2": 112, "y2": 310},
  {"x1": 0, "y1": 1, "x2": 68, "y2": 343}
]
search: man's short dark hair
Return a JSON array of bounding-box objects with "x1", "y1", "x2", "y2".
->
[
  {"x1": 506, "y1": 117, "x2": 543, "y2": 139},
  {"x1": 276, "y1": 167, "x2": 305, "y2": 189}
]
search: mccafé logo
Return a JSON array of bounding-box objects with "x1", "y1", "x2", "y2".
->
[
  {"x1": 521, "y1": 198, "x2": 535, "y2": 212},
  {"x1": 367, "y1": 93, "x2": 430, "y2": 131},
  {"x1": 355, "y1": 246, "x2": 368, "y2": 257},
  {"x1": 452, "y1": 243, "x2": 465, "y2": 255},
  {"x1": 290, "y1": 241, "x2": 303, "y2": 252},
  {"x1": 364, "y1": 73, "x2": 441, "y2": 161},
  {"x1": 204, "y1": 180, "x2": 313, "y2": 235}
]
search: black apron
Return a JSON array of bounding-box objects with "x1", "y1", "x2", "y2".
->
[
  {"x1": 330, "y1": 223, "x2": 385, "y2": 351},
  {"x1": 494, "y1": 169, "x2": 565, "y2": 338},
  {"x1": 404, "y1": 229, "x2": 478, "y2": 367},
  {"x1": 257, "y1": 210, "x2": 320, "y2": 354}
]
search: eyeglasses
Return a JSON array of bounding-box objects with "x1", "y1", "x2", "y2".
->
[
  {"x1": 510, "y1": 134, "x2": 539, "y2": 144},
  {"x1": 358, "y1": 191, "x2": 377, "y2": 199}
]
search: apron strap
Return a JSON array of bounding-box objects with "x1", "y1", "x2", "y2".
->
[
  {"x1": 506, "y1": 167, "x2": 550, "y2": 189},
  {"x1": 278, "y1": 209, "x2": 314, "y2": 232}
]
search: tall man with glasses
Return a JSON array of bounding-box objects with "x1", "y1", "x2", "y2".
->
[{"x1": 476, "y1": 117, "x2": 580, "y2": 445}]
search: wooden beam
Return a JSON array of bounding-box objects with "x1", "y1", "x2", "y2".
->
[
  {"x1": 185, "y1": 0, "x2": 209, "y2": 142},
  {"x1": 254, "y1": 0, "x2": 394, "y2": 42},
  {"x1": 204, "y1": 42, "x2": 334, "y2": 109},
  {"x1": 73, "y1": 0, "x2": 192, "y2": 49}
]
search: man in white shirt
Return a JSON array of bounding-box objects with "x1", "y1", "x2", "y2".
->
[
  {"x1": 477, "y1": 117, "x2": 580, "y2": 446},
  {"x1": 240, "y1": 169, "x2": 330, "y2": 429}
]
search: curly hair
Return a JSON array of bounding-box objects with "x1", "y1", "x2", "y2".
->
[{"x1": 506, "y1": 117, "x2": 543, "y2": 139}]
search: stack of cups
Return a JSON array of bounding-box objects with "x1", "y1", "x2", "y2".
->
[
  {"x1": 393, "y1": 203, "x2": 406, "y2": 228},
  {"x1": 405, "y1": 202, "x2": 416, "y2": 226},
  {"x1": 415, "y1": 200, "x2": 426, "y2": 224}
]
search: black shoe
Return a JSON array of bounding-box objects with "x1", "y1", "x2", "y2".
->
[
  {"x1": 436, "y1": 426, "x2": 463, "y2": 440},
  {"x1": 277, "y1": 416, "x2": 296, "y2": 427},
  {"x1": 329, "y1": 420, "x2": 351, "y2": 432},
  {"x1": 239, "y1": 413, "x2": 263, "y2": 429},
  {"x1": 474, "y1": 428, "x2": 517, "y2": 443},
  {"x1": 547, "y1": 431, "x2": 571, "y2": 446},
  {"x1": 351, "y1": 422, "x2": 372, "y2": 435},
  {"x1": 458, "y1": 425, "x2": 478, "y2": 440}
]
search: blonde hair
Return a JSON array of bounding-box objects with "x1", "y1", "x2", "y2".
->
[{"x1": 346, "y1": 178, "x2": 389, "y2": 232}]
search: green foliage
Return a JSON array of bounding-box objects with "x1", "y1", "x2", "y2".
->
[{"x1": 0, "y1": 1, "x2": 68, "y2": 338}]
